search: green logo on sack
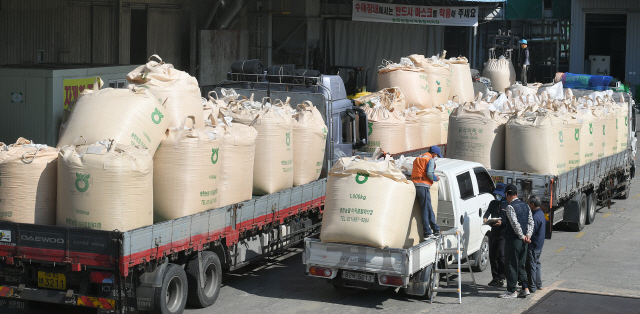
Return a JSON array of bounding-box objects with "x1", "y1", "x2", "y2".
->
[
  {"x1": 559, "y1": 131, "x2": 563, "y2": 143},
  {"x1": 211, "y1": 148, "x2": 219, "y2": 164},
  {"x1": 368, "y1": 122, "x2": 373, "y2": 136},
  {"x1": 616, "y1": 118, "x2": 618, "y2": 130},
  {"x1": 625, "y1": 117, "x2": 628, "y2": 126},
  {"x1": 603, "y1": 125, "x2": 606, "y2": 135},
  {"x1": 75, "y1": 172, "x2": 90, "y2": 192},
  {"x1": 151, "y1": 108, "x2": 164, "y2": 124},
  {"x1": 286, "y1": 132, "x2": 291, "y2": 146},
  {"x1": 575, "y1": 128, "x2": 580, "y2": 141},
  {"x1": 355, "y1": 172, "x2": 369, "y2": 184},
  {"x1": 589, "y1": 123, "x2": 593, "y2": 134}
]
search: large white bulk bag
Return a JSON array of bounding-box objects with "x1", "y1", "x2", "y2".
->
[
  {"x1": 126, "y1": 55, "x2": 204, "y2": 128},
  {"x1": 418, "y1": 108, "x2": 442, "y2": 147},
  {"x1": 378, "y1": 65, "x2": 431, "y2": 109},
  {"x1": 293, "y1": 101, "x2": 327, "y2": 186},
  {"x1": 447, "y1": 106, "x2": 507, "y2": 169},
  {"x1": 250, "y1": 107, "x2": 294, "y2": 195},
  {"x1": 0, "y1": 138, "x2": 57, "y2": 225},
  {"x1": 438, "y1": 100, "x2": 459, "y2": 144},
  {"x1": 591, "y1": 108, "x2": 607, "y2": 160},
  {"x1": 482, "y1": 55, "x2": 515, "y2": 92},
  {"x1": 506, "y1": 112, "x2": 567, "y2": 175},
  {"x1": 408, "y1": 54, "x2": 452, "y2": 107},
  {"x1": 57, "y1": 141, "x2": 153, "y2": 231},
  {"x1": 445, "y1": 57, "x2": 475, "y2": 103},
  {"x1": 364, "y1": 105, "x2": 407, "y2": 154},
  {"x1": 615, "y1": 94, "x2": 630, "y2": 153},
  {"x1": 355, "y1": 87, "x2": 407, "y2": 112},
  {"x1": 320, "y1": 157, "x2": 416, "y2": 249},
  {"x1": 577, "y1": 110, "x2": 597, "y2": 165},
  {"x1": 596, "y1": 100, "x2": 618, "y2": 156},
  {"x1": 57, "y1": 86, "x2": 170, "y2": 156},
  {"x1": 217, "y1": 120, "x2": 258, "y2": 207},
  {"x1": 563, "y1": 114, "x2": 581, "y2": 171},
  {"x1": 153, "y1": 116, "x2": 223, "y2": 222},
  {"x1": 404, "y1": 108, "x2": 423, "y2": 150}
]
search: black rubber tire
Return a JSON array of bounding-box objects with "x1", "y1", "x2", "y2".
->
[
  {"x1": 586, "y1": 192, "x2": 596, "y2": 225},
  {"x1": 471, "y1": 235, "x2": 489, "y2": 272},
  {"x1": 151, "y1": 264, "x2": 188, "y2": 314},
  {"x1": 422, "y1": 265, "x2": 439, "y2": 301},
  {"x1": 185, "y1": 251, "x2": 222, "y2": 308},
  {"x1": 569, "y1": 194, "x2": 587, "y2": 232}
]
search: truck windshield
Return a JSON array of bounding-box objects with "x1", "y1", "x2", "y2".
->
[{"x1": 473, "y1": 167, "x2": 495, "y2": 195}]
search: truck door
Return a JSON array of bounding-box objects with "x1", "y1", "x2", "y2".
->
[
  {"x1": 454, "y1": 170, "x2": 481, "y2": 255},
  {"x1": 472, "y1": 167, "x2": 496, "y2": 243}
]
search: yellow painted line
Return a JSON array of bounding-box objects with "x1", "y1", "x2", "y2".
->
[
  {"x1": 555, "y1": 247, "x2": 566, "y2": 253},
  {"x1": 632, "y1": 193, "x2": 640, "y2": 199},
  {"x1": 574, "y1": 232, "x2": 586, "y2": 239},
  {"x1": 602, "y1": 212, "x2": 613, "y2": 218}
]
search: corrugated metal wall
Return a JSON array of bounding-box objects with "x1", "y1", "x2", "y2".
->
[
  {"x1": 570, "y1": 0, "x2": 640, "y2": 86},
  {"x1": 0, "y1": 0, "x2": 188, "y2": 66}
]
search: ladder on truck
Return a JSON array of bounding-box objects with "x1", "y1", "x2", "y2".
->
[{"x1": 429, "y1": 227, "x2": 478, "y2": 304}]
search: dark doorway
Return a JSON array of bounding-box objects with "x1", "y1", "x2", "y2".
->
[
  {"x1": 585, "y1": 13, "x2": 626, "y2": 80},
  {"x1": 130, "y1": 9, "x2": 148, "y2": 65},
  {"x1": 444, "y1": 27, "x2": 469, "y2": 58}
]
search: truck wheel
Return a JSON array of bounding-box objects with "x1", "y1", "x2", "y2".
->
[
  {"x1": 569, "y1": 194, "x2": 587, "y2": 232},
  {"x1": 471, "y1": 235, "x2": 489, "y2": 272},
  {"x1": 185, "y1": 251, "x2": 222, "y2": 308},
  {"x1": 587, "y1": 192, "x2": 596, "y2": 225},
  {"x1": 152, "y1": 264, "x2": 188, "y2": 314}
]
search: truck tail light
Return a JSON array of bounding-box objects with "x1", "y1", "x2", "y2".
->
[
  {"x1": 309, "y1": 266, "x2": 332, "y2": 277},
  {"x1": 90, "y1": 271, "x2": 114, "y2": 284},
  {"x1": 380, "y1": 275, "x2": 403, "y2": 286}
]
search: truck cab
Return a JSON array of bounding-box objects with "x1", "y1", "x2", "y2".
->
[{"x1": 304, "y1": 158, "x2": 492, "y2": 295}]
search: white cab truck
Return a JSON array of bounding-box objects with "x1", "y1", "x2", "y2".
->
[{"x1": 303, "y1": 158, "x2": 495, "y2": 296}]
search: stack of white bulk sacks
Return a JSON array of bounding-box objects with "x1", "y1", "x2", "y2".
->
[
  {"x1": 355, "y1": 87, "x2": 407, "y2": 111},
  {"x1": 57, "y1": 141, "x2": 153, "y2": 231},
  {"x1": 447, "y1": 104, "x2": 508, "y2": 169},
  {"x1": 126, "y1": 54, "x2": 204, "y2": 128},
  {"x1": 320, "y1": 156, "x2": 416, "y2": 249},
  {"x1": 445, "y1": 56, "x2": 475, "y2": 104},
  {"x1": 57, "y1": 85, "x2": 170, "y2": 156},
  {"x1": 363, "y1": 101, "x2": 407, "y2": 154},
  {"x1": 404, "y1": 107, "x2": 423, "y2": 150},
  {"x1": 292, "y1": 101, "x2": 327, "y2": 186},
  {"x1": 613, "y1": 93, "x2": 630, "y2": 153},
  {"x1": 378, "y1": 58, "x2": 431, "y2": 109},
  {"x1": 417, "y1": 108, "x2": 442, "y2": 148},
  {"x1": 596, "y1": 97, "x2": 618, "y2": 156},
  {"x1": 408, "y1": 54, "x2": 452, "y2": 107},
  {"x1": 438, "y1": 99, "x2": 460, "y2": 144},
  {"x1": 217, "y1": 118, "x2": 258, "y2": 207},
  {"x1": 0, "y1": 138, "x2": 58, "y2": 225},
  {"x1": 482, "y1": 52, "x2": 516, "y2": 92},
  {"x1": 153, "y1": 116, "x2": 223, "y2": 222}
]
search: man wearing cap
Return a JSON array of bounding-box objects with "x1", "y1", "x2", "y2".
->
[
  {"x1": 498, "y1": 184, "x2": 534, "y2": 299},
  {"x1": 518, "y1": 39, "x2": 530, "y2": 85},
  {"x1": 411, "y1": 146, "x2": 442, "y2": 239},
  {"x1": 484, "y1": 183, "x2": 508, "y2": 287}
]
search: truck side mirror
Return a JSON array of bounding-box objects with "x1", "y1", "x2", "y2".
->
[{"x1": 347, "y1": 106, "x2": 368, "y2": 149}]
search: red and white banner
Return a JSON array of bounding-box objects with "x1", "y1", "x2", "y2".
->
[{"x1": 352, "y1": 0, "x2": 478, "y2": 27}]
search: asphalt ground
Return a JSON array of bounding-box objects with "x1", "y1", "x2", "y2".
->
[{"x1": 8, "y1": 150, "x2": 640, "y2": 314}]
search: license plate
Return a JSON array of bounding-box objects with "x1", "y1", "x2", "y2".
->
[
  {"x1": 342, "y1": 271, "x2": 374, "y2": 283},
  {"x1": 37, "y1": 271, "x2": 66, "y2": 290}
]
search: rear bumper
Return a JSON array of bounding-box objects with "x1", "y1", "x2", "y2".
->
[{"x1": 0, "y1": 284, "x2": 117, "y2": 312}]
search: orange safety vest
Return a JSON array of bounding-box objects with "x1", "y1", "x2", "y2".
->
[{"x1": 411, "y1": 154, "x2": 434, "y2": 185}]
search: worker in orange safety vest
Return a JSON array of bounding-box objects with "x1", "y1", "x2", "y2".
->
[{"x1": 411, "y1": 146, "x2": 442, "y2": 239}]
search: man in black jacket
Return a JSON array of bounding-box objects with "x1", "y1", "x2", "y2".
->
[{"x1": 484, "y1": 183, "x2": 508, "y2": 287}]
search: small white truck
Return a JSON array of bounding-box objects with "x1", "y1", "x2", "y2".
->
[{"x1": 303, "y1": 158, "x2": 495, "y2": 298}]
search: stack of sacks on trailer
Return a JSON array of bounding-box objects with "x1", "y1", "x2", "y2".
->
[
  {"x1": 408, "y1": 53, "x2": 452, "y2": 107},
  {"x1": 320, "y1": 155, "x2": 416, "y2": 249},
  {"x1": 126, "y1": 54, "x2": 205, "y2": 129},
  {"x1": 444, "y1": 56, "x2": 475, "y2": 104},
  {"x1": 362, "y1": 98, "x2": 407, "y2": 154},
  {"x1": 224, "y1": 97, "x2": 294, "y2": 195},
  {"x1": 153, "y1": 116, "x2": 223, "y2": 222},
  {"x1": 378, "y1": 58, "x2": 432, "y2": 109},
  {"x1": 0, "y1": 138, "x2": 58, "y2": 225},
  {"x1": 57, "y1": 141, "x2": 153, "y2": 231}
]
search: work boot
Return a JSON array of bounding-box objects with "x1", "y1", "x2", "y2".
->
[{"x1": 488, "y1": 279, "x2": 500, "y2": 286}]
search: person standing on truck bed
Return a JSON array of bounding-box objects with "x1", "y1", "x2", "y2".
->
[
  {"x1": 498, "y1": 184, "x2": 534, "y2": 299},
  {"x1": 484, "y1": 183, "x2": 508, "y2": 287},
  {"x1": 411, "y1": 146, "x2": 442, "y2": 239},
  {"x1": 526, "y1": 195, "x2": 545, "y2": 293}
]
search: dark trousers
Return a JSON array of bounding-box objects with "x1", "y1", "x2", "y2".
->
[
  {"x1": 489, "y1": 234, "x2": 505, "y2": 280},
  {"x1": 526, "y1": 248, "x2": 543, "y2": 292},
  {"x1": 505, "y1": 237, "x2": 528, "y2": 292},
  {"x1": 416, "y1": 185, "x2": 440, "y2": 236}
]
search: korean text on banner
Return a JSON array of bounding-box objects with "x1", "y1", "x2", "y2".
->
[
  {"x1": 63, "y1": 77, "x2": 99, "y2": 110},
  {"x1": 352, "y1": 0, "x2": 478, "y2": 27}
]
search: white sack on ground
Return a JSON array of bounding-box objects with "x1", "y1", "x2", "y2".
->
[
  {"x1": 0, "y1": 138, "x2": 57, "y2": 225},
  {"x1": 320, "y1": 156, "x2": 416, "y2": 249},
  {"x1": 126, "y1": 54, "x2": 204, "y2": 128},
  {"x1": 57, "y1": 141, "x2": 153, "y2": 231}
]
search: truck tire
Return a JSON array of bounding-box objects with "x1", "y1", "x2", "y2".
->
[
  {"x1": 151, "y1": 263, "x2": 188, "y2": 314},
  {"x1": 471, "y1": 235, "x2": 489, "y2": 272},
  {"x1": 587, "y1": 192, "x2": 596, "y2": 225},
  {"x1": 185, "y1": 251, "x2": 222, "y2": 308},
  {"x1": 568, "y1": 194, "x2": 587, "y2": 232},
  {"x1": 422, "y1": 265, "x2": 439, "y2": 301}
]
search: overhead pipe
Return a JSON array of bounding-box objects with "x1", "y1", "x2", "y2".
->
[
  {"x1": 202, "y1": 0, "x2": 223, "y2": 30},
  {"x1": 212, "y1": 0, "x2": 244, "y2": 30}
]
